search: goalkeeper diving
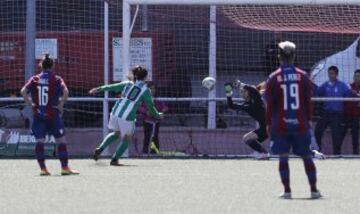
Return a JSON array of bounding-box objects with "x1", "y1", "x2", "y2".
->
[
  {"x1": 225, "y1": 80, "x2": 270, "y2": 159},
  {"x1": 89, "y1": 66, "x2": 164, "y2": 165}
]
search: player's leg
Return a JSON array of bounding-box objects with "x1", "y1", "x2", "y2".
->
[
  {"x1": 93, "y1": 115, "x2": 121, "y2": 160},
  {"x1": 93, "y1": 131, "x2": 120, "y2": 160},
  {"x1": 303, "y1": 154, "x2": 322, "y2": 199},
  {"x1": 301, "y1": 154, "x2": 321, "y2": 198},
  {"x1": 271, "y1": 135, "x2": 291, "y2": 198},
  {"x1": 98, "y1": 132, "x2": 120, "y2": 151},
  {"x1": 310, "y1": 129, "x2": 325, "y2": 159},
  {"x1": 110, "y1": 134, "x2": 131, "y2": 166},
  {"x1": 278, "y1": 154, "x2": 291, "y2": 199},
  {"x1": 56, "y1": 136, "x2": 79, "y2": 175},
  {"x1": 350, "y1": 118, "x2": 359, "y2": 155},
  {"x1": 51, "y1": 115, "x2": 79, "y2": 175},
  {"x1": 243, "y1": 130, "x2": 268, "y2": 156},
  {"x1": 152, "y1": 122, "x2": 160, "y2": 153},
  {"x1": 142, "y1": 121, "x2": 153, "y2": 154},
  {"x1": 32, "y1": 117, "x2": 49, "y2": 175},
  {"x1": 293, "y1": 131, "x2": 322, "y2": 199},
  {"x1": 110, "y1": 119, "x2": 135, "y2": 166}
]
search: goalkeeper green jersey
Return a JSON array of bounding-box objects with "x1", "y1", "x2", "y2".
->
[{"x1": 96, "y1": 80, "x2": 160, "y2": 121}]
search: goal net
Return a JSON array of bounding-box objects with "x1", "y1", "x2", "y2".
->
[
  {"x1": 0, "y1": 0, "x2": 107, "y2": 156},
  {"x1": 123, "y1": 1, "x2": 360, "y2": 157},
  {"x1": 0, "y1": 0, "x2": 359, "y2": 157}
]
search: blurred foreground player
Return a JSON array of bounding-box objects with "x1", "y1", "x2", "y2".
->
[
  {"x1": 89, "y1": 66, "x2": 163, "y2": 165},
  {"x1": 225, "y1": 81, "x2": 269, "y2": 160},
  {"x1": 21, "y1": 54, "x2": 79, "y2": 176},
  {"x1": 265, "y1": 41, "x2": 322, "y2": 199}
]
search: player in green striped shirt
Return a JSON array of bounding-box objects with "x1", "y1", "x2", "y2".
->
[{"x1": 89, "y1": 66, "x2": 163, "y2": 165}]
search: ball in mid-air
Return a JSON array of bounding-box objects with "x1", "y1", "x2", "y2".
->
[{"x1": 202, "y1": 77, "x2": 216, "y2": 90}]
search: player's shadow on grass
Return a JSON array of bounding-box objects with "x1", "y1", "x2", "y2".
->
[
  {"x1": 46, "y1": 175, "x2": 80, "y2": 177},
  {"x1": 91, "y1": 161, "x2": 137, "y2": 167},
  {"x1": 290, "y1": 197, "x2": 325, "y2": 200}
]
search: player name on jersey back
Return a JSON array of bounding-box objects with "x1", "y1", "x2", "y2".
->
[
  {"x1": 276, "y1": 73, "x2": 302, "y2": 83},
  {"x1": 38, "y1": 78, "x2": 49, "y2": 85}
]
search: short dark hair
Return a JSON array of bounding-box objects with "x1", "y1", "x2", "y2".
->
[
  {"x1": 328, "y1": 66, "x2": 339, "y2": 75},
  {"x1": 41, "y1": 54, "x2": 54, "y2": 70},
  {"x1": 355, "y1": 69, "x2": 360, "y2": 74},
  {"x1": 132, "y1": 65, "x2": 148, "y2": 81}
]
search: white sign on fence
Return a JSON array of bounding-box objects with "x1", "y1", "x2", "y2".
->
[
  {"x1": 112, "y1": 37, "x2": 152, "y2": 81},
  {"x1": 35, "y1": 38, "x2": 58, "y2": 59}
]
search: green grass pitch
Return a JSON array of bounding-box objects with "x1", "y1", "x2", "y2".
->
[{"x1": 0, "y1": 159, "x2": 359, "y2": 214}]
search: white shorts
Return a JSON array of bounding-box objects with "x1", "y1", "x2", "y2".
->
[{"x1": 108, "y1": 114, "x2": 135, "y2": 136}]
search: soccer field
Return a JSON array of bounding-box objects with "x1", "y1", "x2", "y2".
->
[{"x1": 0, "y1": 159, "x2": 359, "y2": 214}]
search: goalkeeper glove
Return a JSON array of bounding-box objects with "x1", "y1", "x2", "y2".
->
[
  {"x1": 233, "y1": 80, "x2": 245, "y2": 90},
  {"x1": 224, "y1": 82, "x2": 233, "y2": 97}
]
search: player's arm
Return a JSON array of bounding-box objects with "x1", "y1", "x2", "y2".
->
[
  {"x1": 20, "y1": 78, "x2": 35, "y2": 109},
  {"x1": 57, "y1": 78, "x2": 69, "y2": 115},
  {"x1": 89, "y1": 81, "x2": 129, "y2": 95},
  {"x1": 225, "y1": 82, "x2": 241, "y2": 110},
  {"x1": 142, "y1": 89, "x2": 163, "y2": 119},
  {"x1": 226, "y1": 97, "x2": 249, "y2": 111},
  {"x1": 256, "y1": 81, "x2": 266, "y2": 95},
  {"x1": 225, "y1": 82, "x2": 250, "y2": 111}
]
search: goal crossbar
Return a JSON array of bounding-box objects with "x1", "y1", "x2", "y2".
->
[{"x1": 124, "y1": 0, "x2": 360, "y2": 5}]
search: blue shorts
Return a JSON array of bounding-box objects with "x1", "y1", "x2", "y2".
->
[
  {"x1": 271, "y1": 131, "x2": 312, "y2": 156},
  {"x1": 32, "y1": 114, "x2": 65, "y2": 139}
]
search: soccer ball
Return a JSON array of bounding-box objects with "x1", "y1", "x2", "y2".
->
[{"x1": 202, "y1": 77, "x2": 216, "y2": 90}]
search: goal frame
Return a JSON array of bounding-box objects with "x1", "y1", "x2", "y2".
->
[{"x1": 122, "y1": 0, "x2": 360, "y2": 129}]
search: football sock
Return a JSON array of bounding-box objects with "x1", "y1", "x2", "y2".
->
[
  {"x1": 279, "y1": 156, "x2": 291, "y2": 193},
  {"x1": 35, "y1": 142, "x2": 46, "y2": 169},
  {"x1": 303, "y1": 157, "x2": 318, "y2": 192},
  {"x1": 57, "y1": 143, "x2": 69, "y2": 168},
  {"x1": 99, "y1": 132, "x2": 119, "y2": 150},
  {"x1": 246, "y1": 140, "x2": 267, "y2": 153},
  {"x1": 112, "y1": 139, "x2": 129, "y2": 160}
]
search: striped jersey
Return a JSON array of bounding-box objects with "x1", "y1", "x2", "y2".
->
[
  {"x1": 265, "y1": 64, "x2": 313, "y2": 135},
  {"x1": 24, "y1": 70, "x2": 66, "y2": 119},
  {"x1": 96, "y1": 80, "x2": 160, "y2": 121}
]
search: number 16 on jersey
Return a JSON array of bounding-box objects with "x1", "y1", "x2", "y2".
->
[{"x1": 37, "y1": 86, "x2": 49, "y2": 106}]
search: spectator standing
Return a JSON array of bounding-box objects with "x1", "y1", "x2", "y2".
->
[
  {"x1": 341, "y1": 70, "x2": 360, "y2": 154},
  {"x1": 314, "y1": 66, "x2": 352, "y2": 155}
]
